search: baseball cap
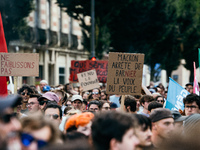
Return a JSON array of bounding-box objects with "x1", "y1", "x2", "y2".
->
[
  {"x1": 71, "y1": 95, "x2": 83, "y2": 102},
  {"x1": 0, "y1": 95, "x2": 22, "y2": 113},
  {"x1": 43, "y1": 85, "x2": 51, "y2": 92},
  {"x1": 150, "y1": 108, "x2": 173, "y2": 122},
  {"x1": 171, "y1": 110, "x2": 187, "y2": 122},
  {"x1": 38, "y1": 92, "x2": 59, "y2": 103},
  {"x1": 40, "y1": 80, "x2": 48, "y2": 84}
]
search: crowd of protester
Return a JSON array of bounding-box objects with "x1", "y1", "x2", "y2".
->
[{"x1": 1, "y1": 79, "x2": 200, "y2": 150}]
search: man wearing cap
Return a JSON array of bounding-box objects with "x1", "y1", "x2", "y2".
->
[
  {"x1": 38, "y1": 92, "x2": 59, "y2": 111},
  {"x1": 171, "y1": 110, "x2": 187, "y2": 134},
  {"x1": 71, "y1": 95, "x2": 83, "y2": 110},
  {"x1": 150, "y1": 108, "x2": 174, "y2": 148},
  {"x1": 183, "y1": 93, "x2": 200, "y2": 116},
  {"x1": 39, "y1": 80, "x2": 48, "y2": 95},
  {"x1": 0, "y1": 95, "x2": 22, "y2": 149},
  {"x1": 185, "y1": 82, "x2": 193, "y2": 94}
]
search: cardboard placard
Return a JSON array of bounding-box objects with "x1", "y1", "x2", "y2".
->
[
  {"x1": 0, "y1": 53, "x2": 39, "y2": 76},
  {"x1": 106, "y1": 52, "x2": 144, "y2": 95},
  {"x1": 69, "y1": 60, "x2": 108, "y2": 83},
  {"x1": 77, "y1": 69, "x2": 100, "y2": 91}
]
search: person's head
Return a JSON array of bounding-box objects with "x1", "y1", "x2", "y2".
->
[
  {"x1": 148, "y1": 101, "x2": 163, "y2": 113},
  {"x1": 44, "y1": 102, "x2": 62, "y2": 126},
  {"x1": 134, "y1": 114, "x2": 152, "y2": 147},
  {"x1": 0, "y1": 95, "x2": 22, "y2": 146},
  {"x1": 88, "y1": 100, "x2": 101, "y2": 112},
  {"x1": 150, "y1": 108, "x2": 174, "y2": 139},
  {"x1": 140, "y1": 95, "x2": 154, "y2": 110},
  {"x1": 100, "y1": 90, "x2": 107, "y2": 100},
  {"x1": 39, "y1": 80, "x2": 48, "y2": 92},
  {"x1": 82, "y1": 91, "x2": 90, "y2": 100},
  {"x1": 92, "y1": 112, "x2": 139, "y2": 150},
  {"x1": 20, "y1": 113, "x2": 61, "y2": 150},
  {"x1": 124, "y1": 95, "x2": 137, "y2": 113},
  {"x1": 133, "y1": 95, "x2": 142, "y2": 111},
  {"x1": 27, "y1": 94, "x2": 40, "y2": 113},
  {"x1": 185, "y1": 83, "x2": 193, "y2": 94},
  {"x1": 92, "y1": 88, "x2": 101, "y2": 100},
  {"x1": 18, "y1": 85, "x2": 34, "y2": 103},
  {"x1": 155, "y1": 96, "x2": 165, "y2": 105},
  {"x1": 38, "y1": 92, "x2": 59, "y2": 110},
  {"x1": 65, "y1": 112, "x2": 94, "y2": 136},
  {"x1": 63, "y1": 106, "x2": 73, "y2": 116},
  {"x1": 183, "y1": 93, "x2": 200, "y2": 116},
  {"x1": 71, "y1": 95, "x2": 83, "y2": 110},
  {"x1": 100, "y1": 101, "x2": 110, "y2": 111},
  {"x1": 171, "y1": 110, "x2": 187, "y2": 133},
  {"x1": 53, "y1": 89, "x2": 67, "y2": 106}
]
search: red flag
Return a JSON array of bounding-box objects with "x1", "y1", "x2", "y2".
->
[
  {"x1": 193, "y1": 62, "x2": 199, "y2": 95},
  {"x1": 0, "y1": 12, "x2": 8, "y2": 96}
]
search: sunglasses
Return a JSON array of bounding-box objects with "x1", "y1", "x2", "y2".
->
[
  {"x1": 92, "y1": 92, "x2": 99, "y2": 95},
  {"x1": 0, "y1": 113, "x2": 17, "y2": 123},
  {"x1": 157, "y1": 100, "x2": 164, "y2": 103},
  {"x1": 26, "y1": 102, "x2": 39, "y2": 107},
  {"x1": 39, "y1": 100, "x2": 50, "y2": 105},
  {"x1": 45, "y1": 114, "x2": 59, "y2": 119},
  {"x1": 21, "y1": 133, "x2": 47, "y2": 149},
  {"x1": 21, "y1": 92, "x2": 30, "y2": 96}
]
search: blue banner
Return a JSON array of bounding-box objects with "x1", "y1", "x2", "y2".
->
[{"x1": 165, "y1": 77, "x2": 189, "y2": 111}]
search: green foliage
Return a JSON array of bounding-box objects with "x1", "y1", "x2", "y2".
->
[{"x1": 0, "y1": 0, "x2": 34, "y2": 45}]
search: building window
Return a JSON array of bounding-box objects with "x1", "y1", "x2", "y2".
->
[
  {"x1": 173, "y1": 75, "x2": 178, "y2": 82},
  {"x1": 59, "y1": 67, "x2": 65, "y2": 84}
]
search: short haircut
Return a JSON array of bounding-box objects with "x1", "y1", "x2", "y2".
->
[
  {"x1": 183, "y1": 94, "x2": 200, "y2": 109},
  {"x1": 88, "y1": 100, "x2": 102, "y2": 109},
  {"x1": 140, "y1": 95, "x2": 154, "y2": 105},
  {"x1": 92, "y1": 111, "x2": 135, "y2": 150},
  {"x1": 155, "y1": 96, "x2": 164, "y2": 101},
  {"x1": 44, "y1": 102, "x2": 62, "y2": 119},
  {"x1": 148, "y1": 101, "x2": 163, "y2": 112},
  {"x1": 29, "y1": 94, "x2": 41, "y2": 99},
  {"x1": 124, "y1": 95, "x2": 136, "y2": 112},
  {"x1": 134, "y1": 114, "x2": 152, "y2": 130}
]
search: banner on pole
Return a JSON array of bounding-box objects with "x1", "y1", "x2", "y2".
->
[{"x1": 166, "y1": 77, "x2": 189, "y2": 111}]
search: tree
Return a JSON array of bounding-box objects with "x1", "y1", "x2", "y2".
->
[{"x1": 0, "y1": 0, "x2": 34, "y2": 45}]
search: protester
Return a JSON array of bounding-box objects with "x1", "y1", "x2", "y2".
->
[
  {"x1": 0, "y1": 95, "x2": 22, "y2": 150},
  {"x1": 88, "y1": 100, "x2": 101, "y2": 112},
  {"x1": 71, "y1": 95, "x2": 83, "y2": 110},
  {"x1": 65, "y1": 112, "x2": 94, "y2": 137},
  {"x1": 155, "y1": 96, "x2": 165, "y2": 105},
  {"x1": 39, "y1": 80, "x2": 48, "y2": 95},
  {"x1": 26, "y1": 94, "x2": 41, "y2": 114},
  {"x1": 148, "y1": 101, "x2": 163, "y2": 113},
  {"x1": 185, "y1": 82, "x2": 193, "y2": 94},
  {"x1": 100, "y1": 90, "x2": 108, "y2": 100},
  {"x1": 20, "y1": 113, "x2": 62, "y2": 150},
  {"x1": 150, "y1": 108, "x2": 174, "y2": 148},
  {"x1": 18, "y1": 85, "x2": 34, "y2": 114},
  {"x1": 44, "y1": 102, "x2": 62, "y2": 127},
  {"x1": 124, "y1": 95, "x2": 137, "y2": 113},
  {"x1": 183, "y1": 93, "x2": 200, "y2": 116},
  {"x1": 133, "y1": 95, "x2": 142, "y2": 112},
  {"x1": 100, "y1": 101, "x2": 111, "y2": 111},
  {"x1": 134, "y1": 114, "x2": 152, "y2": 150},
  {"x1": 38, "y1": 92, "x2": 59, "y2": 111},
  {"x1": 138, "y1": 95, "x2": 154, "y2": 117},
  {"x1": 91, "y1": 111, "x2": 139, "y2": 150},
  {"x1": 91, "y1": 88, "x2": 101, "y2": 100}
]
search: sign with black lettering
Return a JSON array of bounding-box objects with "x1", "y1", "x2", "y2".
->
[
  {"x1": 0, "y1": 53, "x2": 39, "y2": 76},
  {"x1": 106, "y1": 52, "x2": 144, "y2": 95},
  {"x1": 77, "y1": 69, "x2": 100, "y2": 91}
]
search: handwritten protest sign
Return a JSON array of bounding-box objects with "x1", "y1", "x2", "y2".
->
[
  {"x1": 77, "y1": 69, "x2": 100, "y2": 91},
  {"x1": 106, "y1": 52, "x2": 144, "y2": 95},
  {"x1": 69, "y1": 60, "x2": 108, "y2": 83},
  {"x1": 0, "y1": 53, "x2": 39, "y2": 76}
]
